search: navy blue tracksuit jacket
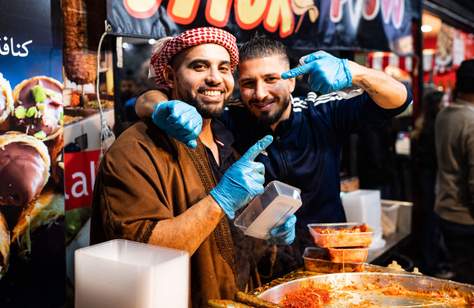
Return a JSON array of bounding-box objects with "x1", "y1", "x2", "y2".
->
[{"x1": 222, "y1": 87, "x2": 412, "y2": 273}]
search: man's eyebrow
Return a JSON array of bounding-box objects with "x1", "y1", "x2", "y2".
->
[
  {"x1": 263, "y1": 73, "x2": 281, "y2": 77},
  {"x1": 240, "y1": 73, "x2": 280, "y2": 82},
  {"x1": 188, "y1": 59, "x2": 210, "y2": 66},
  {"x1": 239, "y1": 77, "x2": 255, "y2": 83},
  {"x1": 187, "y1": 59, "x2": 231, "y2": 66}
]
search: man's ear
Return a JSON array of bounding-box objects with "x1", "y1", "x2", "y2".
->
[{"x1": 163, "y1": 65, "x2": 175, "y2": 88}]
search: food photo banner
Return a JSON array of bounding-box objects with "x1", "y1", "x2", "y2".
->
[
  {"x1": 107, "y1": 0, "x2": 414, "y2": 54},
  {"x1": 0, "y1": 0, "x2": 65, "y2": 306}
]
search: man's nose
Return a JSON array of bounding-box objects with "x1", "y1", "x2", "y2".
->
[
  {"x1": 205, "y1": 67, "x2": 223, "y2": 85},
  {"x1": 254, "y1": 81, "x2": 268, "y2": 101}
]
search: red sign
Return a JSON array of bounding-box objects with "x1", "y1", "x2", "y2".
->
[{"x1": 64, "y1": 150, "x2": 100, "y2": 210}]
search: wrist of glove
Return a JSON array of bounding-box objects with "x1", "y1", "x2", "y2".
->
[
  {"x1": 281, "y1": 51, "x2": 352, "y2": 94},
  {"x1": 210, "y1": 160, "x2": 265, "y2": 219},
  {"x1": 267, "y1": 215, "x2": 297, "y2": 245},
  {"x1": 304, "y1": 53, "x2": 352, "y2": 93},
  {"x1": 151, "y1": 100, "x2": 202, "y2": 148},
  {"x1": 210, "y1": 135, "x2": 273, "y2": 219},
  {"x1": 210, "y1": 185, "x2": 249, "y2": 220}
]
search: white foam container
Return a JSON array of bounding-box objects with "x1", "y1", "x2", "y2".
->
[
  {"x1": 235, "y1": 181, "x2": 302, "y2": 239},
  {"x1": 381, "y1": 203, "x2": 400, "y2": 236},
  {"x1": 75, "y1": 239, "x2": 189, "y2": 308},
  {"x1": 341, "y1": 190, "x2": 385, "y2": 249}
]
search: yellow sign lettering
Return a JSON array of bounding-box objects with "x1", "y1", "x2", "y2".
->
[
  {"x1": 235, "y1": 0, "x2": 269, "y2": 30},
  {"x1": 264, "y1": 0, "x2": 294, "y2": 38},
  {"x1": 168, "y1": 0, "x2": 200, "y2": 24},
  {"x1": 206, "y1": 0, "x2": 233, "y2": 27}
]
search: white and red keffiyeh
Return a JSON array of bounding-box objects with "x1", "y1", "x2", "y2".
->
[{"x1": 150, "y1": 27, "x2": 239, "y2": 89}]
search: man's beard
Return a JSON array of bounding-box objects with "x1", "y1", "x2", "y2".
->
[
  {"x1": 189, "y1": 98, "x2": 225, "y2": 119},
  {"x1": 254, "y1": 96, "x2": 290, "y2": 126},
  {"x1": 175, "y1": 86, "x2": 226, "y2": 119}
]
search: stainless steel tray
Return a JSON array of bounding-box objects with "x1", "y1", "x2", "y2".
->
[{"x1": 258, "y1": 272, "x2": 474, "y2": 307}]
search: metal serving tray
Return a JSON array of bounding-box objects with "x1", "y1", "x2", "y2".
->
[{"x1": 258, "y1": 272, "x2": 474, "y2": 307}]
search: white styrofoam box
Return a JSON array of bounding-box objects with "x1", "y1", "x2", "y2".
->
[
  {"x1": 381, "y1": 203, "x2": 400, "y2": 236},
  {"x1": 341, "y1": 190, "x2": 385, "y2": 249},
  {"x1": 75, "y1": 239, "x2": 189, "y2": 308}
]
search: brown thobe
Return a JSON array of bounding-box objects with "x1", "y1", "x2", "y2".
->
[{"x1": 90, "y1": 121, "x2": 239, "y2": 307}]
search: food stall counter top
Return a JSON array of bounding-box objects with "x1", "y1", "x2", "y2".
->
[{"x1": 367, "y1": 230, "x2": 410, "y2": 263}]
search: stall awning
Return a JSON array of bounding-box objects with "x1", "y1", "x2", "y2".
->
[{"x1": 107, "y1": 0, "x2": 415, "y2": 54}]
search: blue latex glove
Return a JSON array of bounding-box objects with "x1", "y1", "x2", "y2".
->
[
  {"x1": 281, "y1": 51, "x2": 352, "y2": 94},
  {"x1": 268, "y1": 215, "x2": 297, "y2": 245},
  {"x1": 151, "y1": 100, "x2": 202, "y2": 148},
  {"x1": 210, "y1": 135, "x2": 273, "y2": 219}
]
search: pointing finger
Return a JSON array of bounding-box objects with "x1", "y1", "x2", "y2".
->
[
  {"x1": 281, "y1": 62, "x2": 314, "y2": 79},
  {"x1": 300, "y1": 51, "x2": 326, "y2": 64},
  {"x1": 240, "y1": 135, "x2": 273, "y2": 161}
]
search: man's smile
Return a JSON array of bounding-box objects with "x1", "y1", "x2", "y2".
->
[{"x1": 251, "y1": 100, "x2": 275, "y2": 112}]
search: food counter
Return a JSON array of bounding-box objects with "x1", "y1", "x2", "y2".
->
[
  {"x1": 368, "y1": 199, "x2": 413, "y2": 263},
  {"x1": 206, "y1": 200, "x2": 474, "y2": 307},
  {"x1": 368, "y1": 230, "x2": 410, "y2": 263},
  {"x1": 209, "y1": 264, "x2": 474, "y2": 307}
]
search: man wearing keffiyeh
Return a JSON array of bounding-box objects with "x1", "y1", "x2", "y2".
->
[{"x1": 90, "y1": 27, "x2": 296, "y2": 307}]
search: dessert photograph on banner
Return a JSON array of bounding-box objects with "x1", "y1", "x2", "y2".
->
[{"x1": 0, "y1": 0, "x2": 65, "y2": 307}]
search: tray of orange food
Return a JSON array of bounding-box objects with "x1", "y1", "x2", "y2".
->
[
  {"x1": 307, "y1": 223, "x2": 373, "y2": 248},
  {"x1": 258, "y1": 272, "x2": 474, "y2": 307}
]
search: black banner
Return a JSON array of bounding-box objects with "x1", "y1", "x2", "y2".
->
[{"x1": 107, "y1": 0, "x2": 414, "y2": 54}]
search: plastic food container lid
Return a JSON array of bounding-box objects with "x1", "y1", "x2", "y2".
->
[{"x1": 234, "y1": 181, "x2": 302, "y2": 239}]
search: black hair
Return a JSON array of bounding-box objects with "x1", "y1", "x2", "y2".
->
[
  {"x1": 239, "y1": 36, "x2": 289, "y2": 64},
  {"x1": 422, "y1": 89, "x2": 444, "y2": 124},
  {"x1": 455, "y1": 59, "x2": 474, "y2": 96},
  {"x1": 417, "y1": 89, "x2": 444, "y2": 142}
]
